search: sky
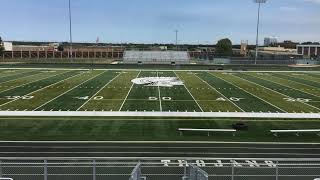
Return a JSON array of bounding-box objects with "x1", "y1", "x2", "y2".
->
[{"x1": 1, "y1": 0, "x2": 320, "y2": 44}]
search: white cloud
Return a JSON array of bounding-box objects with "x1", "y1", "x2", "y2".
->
[
  {"x1": 304, "y1": 0, "x2": 320, "y2": 4},
  {"x1": 280, "y1": 6, "x2": 298, "y2": 11}
]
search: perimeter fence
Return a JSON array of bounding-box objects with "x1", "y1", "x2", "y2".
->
[{"x1": 0, "y1": 158, "x2": 319, "y2": 180}]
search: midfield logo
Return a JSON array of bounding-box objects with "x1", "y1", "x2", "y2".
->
[{"x1": 131, "y1": 77, "x2": 184, "y2": 87}]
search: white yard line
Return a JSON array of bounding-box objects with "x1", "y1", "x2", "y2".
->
[
  {"x1": 174, "y1": 71, "x2": 203, "y2": 112},
  {"x1": 119, "y1": 71, "x2": 141, "y2": 111},
  {"x1": 275, "y1": 73, "x2": 320, "y2": 87},
  {"x1": 33, "y1": 71, "x2": 105, "y2": 111},
  {"x1": 1, "y1": 141, "x2": 320, "y2": 145},
  {"x1": 157, "y1": 71, "x2": 162, "y2": 112},
  {"x1": 286, "y1": 73, "x2": 320, "y2": 84},
  {"x1": 252, "y1": 74, "x2": 320, "y2": 98},
  {"x1": 0, "y1": 71, "x2": 67, "y2": 95},
  {"x1": 0, "y1": 145, "x2": 318, "y2": 150},
  {"x1": 273, "y1": 73, "x2": 320, "y2": 90},
  {"x1": 233, "y1": 74, "x2": 319, "y2": 112},
  {"x1": 0, "y1": 111, "x2": 319, "y2": 119},
  {"x1": 194, "y1": 73, "x2": 245, "y2": 112},
  {"x1": 211, "y1": 73, "x2": 287, "y2": 113},
  {"x1": 76, "y1": 72, "x2": 121, "y2": 111},
  {"x1": 0, "y1": 70, "x2": 41, "y2": 86},
  {"x1": 250, "y1": 74, "x2": 320, "y2": 112},
  {"x1": 0, "y1": 69, "x2": 34, "y2": 79},
  {"x1": 0, "y1": 68, "x2": 319, "y2": 73},
  {"x1": 0, "y1": 71, "x2": 75, "y2": 108}
]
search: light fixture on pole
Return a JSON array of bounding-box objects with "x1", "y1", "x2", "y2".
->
[
  {"x1": 68, "y1": 0, "x2": 73, "y2": 58},
  {"x1": 254, "y1": 0, "x2": 267, "y2": 65}
]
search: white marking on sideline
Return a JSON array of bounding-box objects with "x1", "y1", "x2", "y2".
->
[
  {"x1": 0, "y1": 68, "x2": 319, "y2": 73},
  {"x1": 0, "y1": 111, "x2": 319, "y2": 119}
]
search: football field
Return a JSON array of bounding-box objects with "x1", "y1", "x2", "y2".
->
[{"x1": 0, "y1": 68, "x2": 319, "y2": 113}]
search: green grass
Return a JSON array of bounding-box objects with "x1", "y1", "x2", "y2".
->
[
  {"x1": 121, "y1": 71, "x2": 161, "y2": 111},
  {"x1": 0, "y1": 116, "x2": 319, "y2": 142},
  {"x1": 213, "y1": 72, "x2": 319, "y2": 113},
  {"x1": 274, "y1": 73, "x2": 320, "y2": 88},
  {"x1": 0, "y1": 69, "x2": 319, "y2": 113},
  {"x1": 39, "y1": 70, "x2": 117, "y2": 111},
  {"x1": 0, "y1": 68, "x2": 318, "y2": 142},
  {"x1": 80, "y1": 71, "x2": 139, "y2": 111},
  {"x1": 0, "y1": 69, "x2": 39, "y2": 84},
  {"x1": 235, "y1": 73, "x2": 320, "y2": 109},
  {"x1": 0, "y1": 70, "x2": 71, "y2": 105},
  {"x1": 177, "y1": 72, "x2": 240, "y2": 112},
  {"x1": 198, "y1": 72, "x2": 281, "y2": 112}
]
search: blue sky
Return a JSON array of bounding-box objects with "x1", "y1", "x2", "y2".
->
[{"x1": 1, "y1": 0, "x2": 319, "y2": 44}]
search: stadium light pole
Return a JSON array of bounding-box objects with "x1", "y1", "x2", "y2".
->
[
  {"x1": 175, "y1": 30, "x2": 178, "y2": 51},
  {"x1": 68, "y1": 0, "x2": 73, "y2": 59},
  {"x1": 254, "y1": 0, "x2": 267, "y2": 65}
]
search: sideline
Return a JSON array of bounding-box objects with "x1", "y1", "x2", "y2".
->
[
  {"x1": 0, "y1": 68, "x2": 319, "y2": 73},
  {"x1": 1, "y1": 141, "x2": 320, "y2": 144},
  {"x1": 0, "y1": 111, "x2": 319, "y2": 119}
]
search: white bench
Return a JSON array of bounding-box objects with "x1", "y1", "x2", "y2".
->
[
  {"x1": 0, "y1": 178, "x2": 13, "y2": 180},
  {"x1": 270, "y1": 129, "x2": 320, "y2": 137},
  {"x1": 178, "y1": 128, "x2": 237, "y2": 136}
]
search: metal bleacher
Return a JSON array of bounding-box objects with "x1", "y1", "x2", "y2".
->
[{"x1": 123, "y1": 51, "x2": 190, "y2": 64}]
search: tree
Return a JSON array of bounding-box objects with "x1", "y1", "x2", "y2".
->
[
  {"x1": 215, "y1": 38, "x2": 233, "y2": 56},
  {"x1": 0, "y1": 36, "x2": 4, "y2": 56},
  {"x1": 58, "y1": 45, "x2": 64, "y2": 51}
]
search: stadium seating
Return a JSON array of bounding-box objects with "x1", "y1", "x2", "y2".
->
[{"x1": 123, "y1": 51, "x2": 190, "y2": 64}]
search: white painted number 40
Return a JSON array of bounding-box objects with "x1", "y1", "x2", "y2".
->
[{"x1": 217, "y1": 97, "x2": 244, "y2": 102}]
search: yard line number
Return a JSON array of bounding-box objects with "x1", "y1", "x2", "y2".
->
[
  {"x1": 283, "y1": 97, "x2": 312, "y2": 103},
  {"x1": 73, "y1": 96, "x2": 174, "y2": 101},
  {"x1": 216, "y1": 97, "x2": 245, "y2": 102},
  {"x1": 5, "y1": 96, "x2": 34, "y2": 100}
]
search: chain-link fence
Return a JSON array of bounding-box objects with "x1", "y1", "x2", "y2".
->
[
  {"x1": 0, "y1": 159, "x2": 319, "y2": 180},
  {"x1": 129, "y1": 163, "x2": 146, "y2": 180},
  {"x1": 183, "y1": 164, "x2": 208, "y2": 180}
]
